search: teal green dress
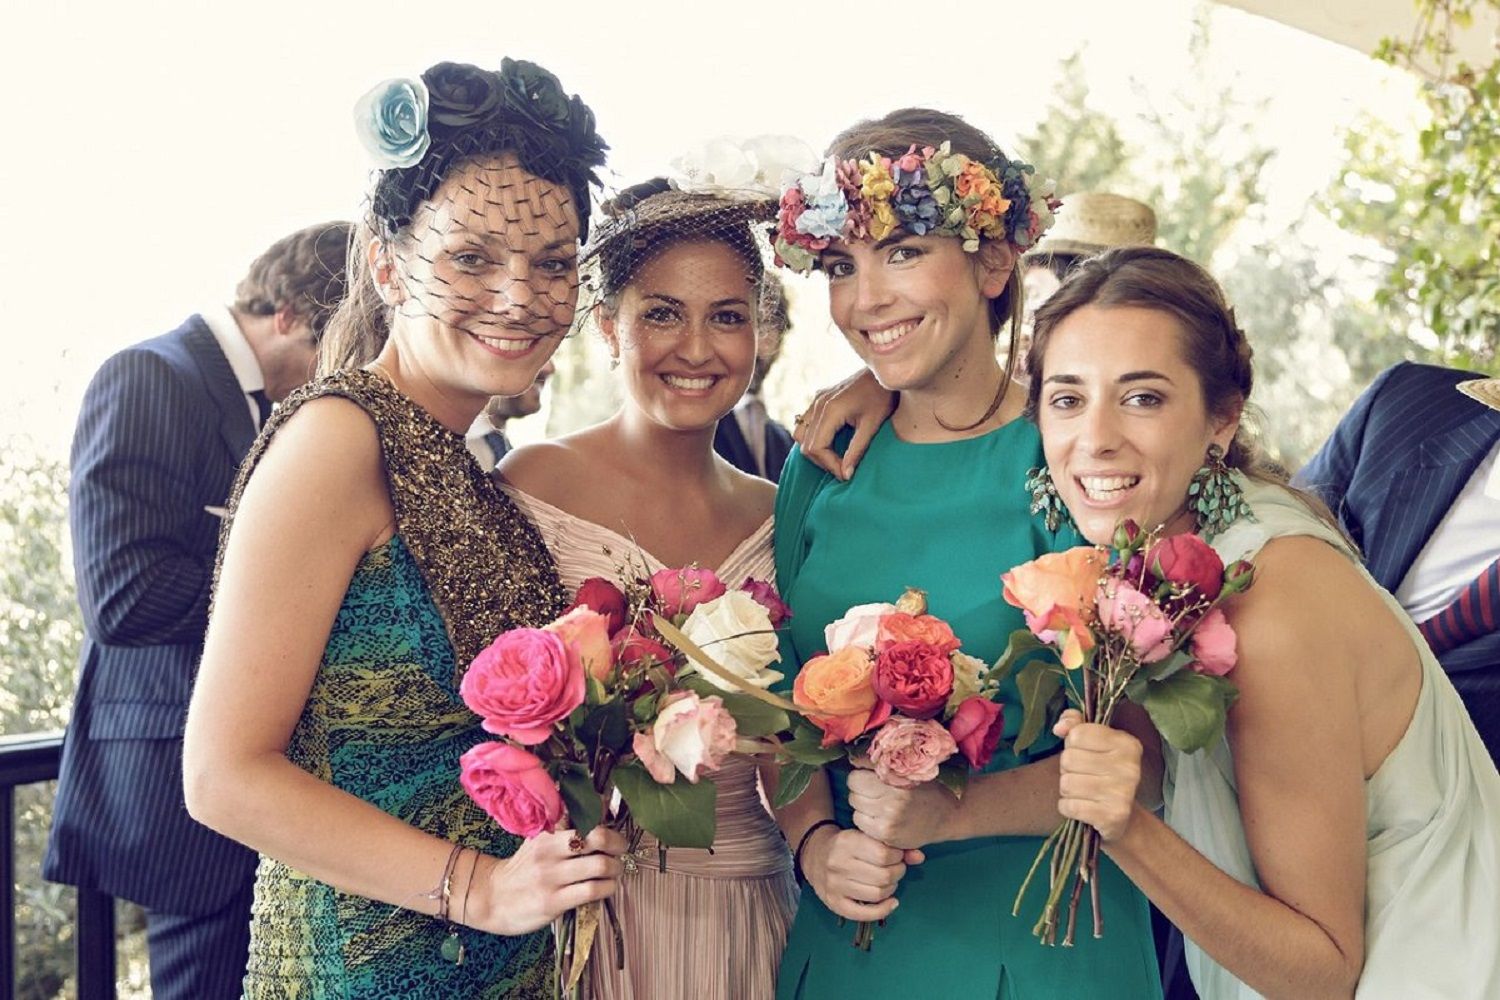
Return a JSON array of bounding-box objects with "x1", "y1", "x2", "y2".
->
[
  {"x1": 773, "y1": 420, "x2": 1162, "y2": 1000},
  {"x1": 216, "y1": 371, "x2": 568, "y2": 999}
]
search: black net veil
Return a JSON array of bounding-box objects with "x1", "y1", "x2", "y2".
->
[
  {"x1": 322, "y1": 58, "x2": 609, "y2": 373},
  {"x1": 576, "y1": 137, "x2": 818, "y2": 369}
]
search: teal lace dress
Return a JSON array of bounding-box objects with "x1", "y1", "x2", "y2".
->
[
  {"x1": 214, "y1": 371, "x2": 568, "y2": 999},
  {"x1": 773, "y1": 420, "x2": 1162, "y2": 1000}
]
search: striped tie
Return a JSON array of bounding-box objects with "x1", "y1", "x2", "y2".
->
[{"x1": 1418, "y1": 558, "x2": 1500, "y2": 655}]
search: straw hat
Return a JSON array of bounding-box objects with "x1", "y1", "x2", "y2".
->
[
  {"x1": 580, "y1": 180, "x2": 775, "y2": 265},
  {"x1": 1029, "y1": 191, "x2": 1157, "y2": 257},
  {"x1": 1458, "y1": 377, "x2": 1500, "y2": 412}
]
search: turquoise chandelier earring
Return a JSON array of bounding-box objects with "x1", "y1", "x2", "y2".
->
[
  {"x1": 1187, "y1": 444, "x2": 1253, "y2": 540},
  {"x1": 1025, "y1": 466, "x2": 1073, "y2": 532}
]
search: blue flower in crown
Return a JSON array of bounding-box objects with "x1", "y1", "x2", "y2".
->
[
  {"x1": 353, "y1": 77, "x2": 431, "y2": 169},
  {"x1": 794, "y1": 159, "x2": 850, "y2": 240},
  {"x1": 892, "y1": 164, "x2": 940, "y2": 235}
]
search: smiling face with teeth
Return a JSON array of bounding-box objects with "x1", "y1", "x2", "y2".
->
[
  {"x1": 601, "y1": 240, "x2": 758, "y2": 433},
  {"x1": 381, "y1": 154, "x2": 581, "y2": 408},
  {"x1": 821, "y1": 234, "x2": 1012, "y2": 404},
  {"x1": 1036, "y1": 304, "x2": 1240, "y2": 546}
]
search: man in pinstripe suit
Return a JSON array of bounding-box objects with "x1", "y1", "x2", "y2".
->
[
  {"x1": 1295, "y1": 361, "x2": 1500, "y2": 761},
  {"x1": 44, "y1": 222, "x2": 350, "y2": 999}
]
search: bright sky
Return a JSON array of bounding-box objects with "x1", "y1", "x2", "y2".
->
[{"x1": 1, "y1": 0, "x2": 1414, "y2": 456}]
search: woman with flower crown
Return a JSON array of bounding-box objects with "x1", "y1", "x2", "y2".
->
[
  {"x1": 181, "y1": 60, "x2": 627, "y2": 998},
  {"x1": 499, "y1": 163, "x2": 799, "y2": 999},
  {"x1": 768, "y1": 108, "x2": 1162, "y2": 999},
  {"x1": 803, "y1": 246, "x2": 1500, "y2": 998}
]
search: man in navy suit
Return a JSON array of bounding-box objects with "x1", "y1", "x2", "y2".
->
[
  {"x1": 715, "y1": 272, "x2": 795, "y2": 481},
  {"x1": 45, "y1": 222, "x2": 350, "y2": 999},
  {"x1": 1296, "y1": 362, "x2": 1500, "y2": 760}
]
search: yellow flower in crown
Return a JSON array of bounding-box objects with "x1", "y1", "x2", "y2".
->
[
  {"x1": 860, "y1": 153, "x2": 896, "y2": 202},
  {"x1": 869, "y1": 199, "x2": 900, "y2": 241}
]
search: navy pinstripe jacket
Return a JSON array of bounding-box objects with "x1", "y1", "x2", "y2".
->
[
  {"x1": 44, "y1": 315, "x2": 259, "y2": 914},
  {"x1": 1295, "y1": 361, "x2": 1500, "y2": 680}
]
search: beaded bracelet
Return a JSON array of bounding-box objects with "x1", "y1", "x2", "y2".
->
[
  {"x1": 793, "y1": 819, "x2": 840, "y2": 885},
  {"x1": 436, "y1": 843, "x2": 465, "y2": 964}
]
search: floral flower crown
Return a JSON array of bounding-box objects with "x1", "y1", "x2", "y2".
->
[
  {"x1": 772, "y1": 142, "x2": 1061, "y2": 274},
  {"x1": 352, "y1": 59, "x2": 608, "y2": 239}
]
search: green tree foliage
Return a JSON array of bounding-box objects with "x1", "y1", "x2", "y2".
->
[
  {"x1": 1016, "y1": 51, "x2": 1131, "y2": 195},
  {"x1": 1328, "y1": 0, "x2": 1500, "y2": 371}
]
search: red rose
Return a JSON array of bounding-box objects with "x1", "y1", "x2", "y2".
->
[
  {"x1": 947, "y1": 696, "x2": 1005, "y2": 769},
  {"x1": 571, "y1": 577, "x2": 628, "y2": 635},
  {"x1": 612, "y1": 627, "x2": 675, "y2": 672},
  {"x1": 650, "y1": 567, "x2": 727, "y2": 617},
  {"x1": 871, "y1": 641, "x2": 953, "y2": 719},
  {"x1": 1145, "y1": 534, "x2": 1224, "y2": 600}
]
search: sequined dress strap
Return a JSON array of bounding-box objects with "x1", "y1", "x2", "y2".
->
[{"x1": 215, "y1": 368, "x2": 568, "y2": 665}]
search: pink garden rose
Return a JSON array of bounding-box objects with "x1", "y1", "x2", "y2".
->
[
  {"x1": 740, "y1": 578, "x2": 793, "y2": 628},
  {"x1": 1096, "y1": 580, "x2": 1175, "y2": 663},
  {"x1": 545, "y1": 607, "x2": 613, "y2": 681},
  {"x1": 461, "y1": 629, "x2": 585, "y2": 744},
  {"x1": 871, "y1": 641, "x2": 953, "y2": 718},
  {"x1": 459, "y1": 742, "x2": 563, "y2": 838},
  {"x1": 868, "y1": 717, "x2": 958, "y2": 788},
  {"x1": 642, "y1": 691, "x2": 737, "y2": 783},
  {"x1": 570, "y1": 577, "x2": 628, "y2": 635},
  {"x1": 1145, "y1": 534, "x2": 1224, "y2": 601},
  {"x1": 651, "y1": 567, "x2": 727, "y2": 617},
  {"x1": 947, "y1": 696, "x2": 1005, "y2": 770},
  {"x1": 632, "y1": 731, "x2": 676, "y2": 784},
  {"x1": 1188, "y1": 607, "x2": 1238, "y2": 676}
]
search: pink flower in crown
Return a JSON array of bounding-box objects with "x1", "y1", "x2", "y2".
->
[
  {"x1": 868, "y1": 717, "x2": 958, "y2": 788},
  {"x1": 894, "y1": 143, "x2": 925, "y2": 173},
  {"x1": 461, "y1": 628, "x2": 586, "y2": 744},
  {"x1": 777, "y1": 186, "x2": 821, "y2": 251},
  {"x1": 835, "y1": 158, "x2": 871, "y2": 239},
  {"x1": 459, "y1": 742, "x2": 564, "y2": 838},
  {"x1": 1188, "y1": 608, "x2": 1237, "y2": 676},
  {"x1": 651, "y1": 566, "x2": 727, "y2": 617},
  {"x1": 1096, "y1": 580, "x2": 1175, "y2": 664}
]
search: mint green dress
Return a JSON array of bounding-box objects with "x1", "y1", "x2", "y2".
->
[{"x1": 773, "y1": 420, "x2": 1162, "y2": 1000}]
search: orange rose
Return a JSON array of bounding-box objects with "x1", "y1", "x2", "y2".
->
[
  {"x1": 876, "y1": 613, "x2": 961, "y2": 655},
  {"x1": 1002, "y1": 547, "x2": 1106, "y2": 622},
  {"x1": 793, "y1": 647, "x2": 892, "y2": 746}
]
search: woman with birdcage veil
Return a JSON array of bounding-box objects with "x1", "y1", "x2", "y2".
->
[
  {"x1": 498, "y1": 136, "x2": 810, "y2": 999},
  {"x1": 182, "y1": 60, "x2": 627, "y2": 998}
]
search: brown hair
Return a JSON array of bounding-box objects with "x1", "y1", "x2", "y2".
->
[
  {"x1": 233, "y1": 221, "x2": 353, "y2": 340},
  {"x1": 318, "y1": 220, "x2": 389, "y2": 375},
  {"x1": 1026, "y1": 246, "x2": 1348, "y2": 535},
  {"x1": 827, "y1": 108, "x2": 1026, "y2": 428}
]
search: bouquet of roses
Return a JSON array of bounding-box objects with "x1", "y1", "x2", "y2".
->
[
  {"x1": 458, "y1": 566, "x2": 792, "y2": 994},
  {"x1": 766, "y1": 588, "x2": 1010, "y2": 949},
  {"x1": 999, "y1": 521, "x2": 1254, "y2": 946}
]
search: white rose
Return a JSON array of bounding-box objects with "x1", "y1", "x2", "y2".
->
[
  {"x1": 679, "y1": 591, "x2": 783, "y2": 692},
  {"x1": 823, "y1": 602, "x2": 898, "y2": 651},
  {"x1": 651, "y1": 692, "x2": 737, "y2": 783},
  {"x1": 946, "y1": 651, "x2": 987, "y2": 714}
]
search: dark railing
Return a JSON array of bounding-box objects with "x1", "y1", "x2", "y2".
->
[{"x1": 0, "y1": 732, "x2": 116, "y2": 1000}]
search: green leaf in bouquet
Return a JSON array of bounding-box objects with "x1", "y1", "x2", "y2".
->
[
  {"x1": 1137, "y1": 670, "x2": 1239, "y2": 754},
  {"x1": 612, "y1": 760, "x2": 718, "y2": 848},
  {"x1": 783, "y1": 718, "x2": 844, "y2": 765},
  {"x1": 632, "y1": 692, "x2": 659, "y2": 723},
  {"x1": 988, "y1": 627, "x2": 1050, "y2": 687},
  {"x1": 771, "y1": 760, "x2": 817, "y2": 809},
  {"x1": 585, "y1": 673, "x2": 608, "y2": 707},
  {"x1": 935, "y1": 759, "x2": 969, "y2": 800},
  {"x1": 578, "y1": 701, "x2": 631, "y2": 756},
  {"x1": 558, "y1": 770, "x2": 602, "y2": 838},
  {"x1": 1013, "y1": 659, "x2": 1063, "y2": 753},
  {"x1": 1145, "y1": 648, "x2": 1195, "y2": 683}
]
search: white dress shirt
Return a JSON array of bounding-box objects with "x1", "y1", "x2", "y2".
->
[
  {"x1": 1394, "y1": 440, "x2": 1500, "y2": 622},
  {"x1": 201, "y1": 305, "x2": 268, "y2": 430}
]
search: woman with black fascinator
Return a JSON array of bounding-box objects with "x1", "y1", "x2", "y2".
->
[{"x1": 183, "y1": 59, "x2": 622, "y2": 998}]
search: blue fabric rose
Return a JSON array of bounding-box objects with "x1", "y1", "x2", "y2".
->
[
  {"x1": 353, "y1": 77, "x2": 431, "y2": 169},
  {"x1": 795, "y1": 191, "x2": 850, "y2": 241}
]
